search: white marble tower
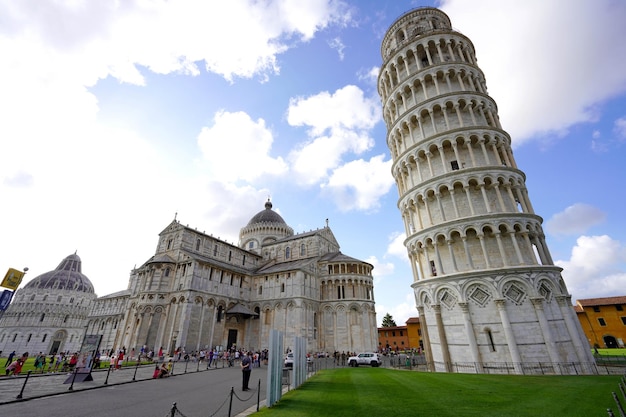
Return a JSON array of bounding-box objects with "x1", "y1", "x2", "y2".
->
[{"x1": 379, "y1": 7, "x2": 595, "y2": 374}]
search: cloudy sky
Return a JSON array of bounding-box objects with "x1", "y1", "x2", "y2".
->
[{"x1": 2, "y1": 0, "x2": 626, "y2": 326}]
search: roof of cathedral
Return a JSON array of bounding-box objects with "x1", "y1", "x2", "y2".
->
[
  {"x1": 319, "y1": 251, "x2": 372, "y2": 266},
  {"x1": 98, "y1": 289, "x2": 131, "y2": 299},
  {"x1": 226, "y1": 303, "x2": 258, "y2": 316},
  {"x1": 145, "y1": 253, "x2": 177, "y2": 265},
  {"x1": 23, "y1": 253, "x2": 95, "y2": 294},
  {"x1": 256, "y1": 258, "x2": 317, "y2": 274},
  {"x1": 246, "y1": 199, "x2": 287, "y2": 226}
]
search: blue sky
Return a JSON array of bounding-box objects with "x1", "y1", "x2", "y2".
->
[{"x1": 1, "y1": 0, "x2": 626, "y2": 326}]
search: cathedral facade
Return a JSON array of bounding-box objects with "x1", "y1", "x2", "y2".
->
[{"x1": 0, "y1": 200, "x2": 378, "y2": 356}]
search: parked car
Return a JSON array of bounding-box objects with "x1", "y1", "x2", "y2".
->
[
  {"x1": 348, "y1": 352, "x2": 381, "y2": 367},
  {"x1": 284, "y1": 353, "x2": 294, "y2": 367},
  {"x1": 284, "y1": 352, "x2": 313, "y2": 367}
]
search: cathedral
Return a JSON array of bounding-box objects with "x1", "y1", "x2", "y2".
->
[{"x1": 0, "y1": 200, "x2": 378, "y2": 356}]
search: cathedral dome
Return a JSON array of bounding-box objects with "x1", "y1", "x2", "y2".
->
[
  {"x1": 246, "y1": 200, "x2": 287, "y2": 226},
  {"x1": 23, "y1": 253, "x2": 95, "y2": 293},
  {"x1": 239, "y1": 199, "x2": 294, "y2": 253}
]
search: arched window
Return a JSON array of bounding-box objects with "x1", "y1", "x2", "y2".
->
[
  {"x1": 285, "y1": 247, "x2": 291, "y2": 259},
  {"x1": 217, "y1": 306, "x2": 223, "y2": 322},
  {"x1": 40, "y1": 313, "x2": 45, "y2": 322},
  {"x1": 254, "y1": 306, "x2": 260, "y2": 320},
  {"x1": 196, "y1": 239, "x2": 201, "y2": 251},
  {"x1": 165, "y1": 268, "x2": 170, "y2": 277},
  {"x1": 300, "y1": 244, "x2": 306, "y2": 256}
]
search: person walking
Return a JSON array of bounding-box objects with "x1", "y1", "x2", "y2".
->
[
  {"x1": 241, "y1": 351, "x2": 252, "y2": 391},
  {"x1": 5, "y1": 351, "x2": 15, "y2": 367}
]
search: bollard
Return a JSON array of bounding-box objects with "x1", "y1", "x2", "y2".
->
[
  {"x1": 257, "y1": 378, "x2": 261, "y2": 411},
  {"x1": 16, "y1": 371, "x2": 32, "y2": 399},
  {"x1": 104, "y1": 365, "x2": 112, "y2": 385},
  {"x1": 184, "y1": 360, "x2": 189, "y2": 373},
  {"x1": 196, "y1": 360, "x2": 200, "y2": 372},
  {"x1": 170, "y1": 402, "x2": 177, "y2": 417},
  {"x1": 68, "y1": 368, "x2": 79, "y2": 391},
  {"x1": 133, "y1": 361, "x2": 140, "y2": 381},
  {"x1": 228, "y1": 387, "x2": 234, "y2": 417}
]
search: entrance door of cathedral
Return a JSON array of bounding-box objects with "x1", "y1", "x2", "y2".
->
[
  {"x1": 50, "y1": 340, "x2": 61, "y2": 355},
  {"x1": 227, "y1": 329, "x2": 237, "y2": 350}
]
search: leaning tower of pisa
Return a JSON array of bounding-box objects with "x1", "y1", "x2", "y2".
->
[{"x1": 379, "y1": 7, "x2": 595, "y2": 374}]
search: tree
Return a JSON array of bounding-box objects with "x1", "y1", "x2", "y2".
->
[{"x1": 381, "y1": 313, "x2": 397, "y2": 327}]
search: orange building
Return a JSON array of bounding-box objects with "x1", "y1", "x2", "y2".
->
[
  {"x1": 405, "y1": 317, "x2": 423, "y2": 351},
  {"x1": 377, "y1": 325, "x2": 409, "y2": 352},
  {"x1": 575, "y1": 296, "x2": 626, "y2": 349},
  {"x1": 377, "y1": 317, "x2": 423, "y2": 352}
]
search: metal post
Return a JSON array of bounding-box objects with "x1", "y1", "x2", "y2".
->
[
  {"x1": 104, "y1": 365, "x2": 112, "y2": 385},
  {"x1": 257, "y1": 378, "x2": 261, "y2": 411},
  {"x1": 184, "y1": 360, "x2": 188, "y2": 373},
  {"x1": 170, "y1": 402, "x2": 177, "y2": 417},
  {"x1": 228, "y1": 387, "x2": 234, "y2": 417},
  {"x1": 68, "y1": 368, "x2": 78, "y2": 391},
  {"x1": 133, "y1": 361, "x2": 140, "y2": 381},
  {"x1": 16, "y1": 371, "x2": 31, "y2": 399}
]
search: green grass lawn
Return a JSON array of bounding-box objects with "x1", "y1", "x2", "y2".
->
[
  {"x1": 596, "y1": 348, "x2": 626, "y2": 356},
  {"x1": 0, "y1": 356, "x2": 149, "y2": 375},
  {"x1": 253, "y1": 368, "x2": 622, "y2": 417}
]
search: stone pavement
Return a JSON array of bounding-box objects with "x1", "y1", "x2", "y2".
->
[{"x1": 0, "y1": 360, "x2": 276, "y2": 417}]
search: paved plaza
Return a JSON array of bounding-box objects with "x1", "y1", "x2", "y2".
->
[{"x1": 0, "y1": 360, "x2": 271, "y2": 417}]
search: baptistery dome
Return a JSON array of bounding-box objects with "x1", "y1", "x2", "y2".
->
[{"x1": 24, "y1": 253, "x2": 95, "y2": 293}]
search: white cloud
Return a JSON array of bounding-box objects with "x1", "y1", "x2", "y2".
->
[
  {"x1": 614, "y1": 117, "x2": 626, "y2": 140},
  {"x1": 287, "y1": 85, "x2": 381, "y2": 185},
  {"x1": 197, "y1": 110, "x2": 288, "y2": 183},
  {"x1": 386, "y1": 231, "x2": 408, "y2": 261},
  {"x1": 376, "y1": 292, "x2": 417, "y2": 327},
  {"x1": 357, "y1": 66, "x2": 380, "y2": 86},
  {"x1": 322, "y1": 154, "x2": 393, "y2": 211},
  {"x1": 365, "y1": 256, "x2": 394, "y2": 281},
  {"x1": 556, "y1": 235, "x2": 626, "y2": 301},
  {"x1": 441, "y1": 0, "x2": 626, "y2": 144},
  {"x1": 545, "y1": 203, "x2": 606, "y2": 236},
  {"x1": 328, "y1": 37, "x2": 346, "y2": 60},
  {"x1": 287, "y1": 84, "x2": 380, "y2": 135}
]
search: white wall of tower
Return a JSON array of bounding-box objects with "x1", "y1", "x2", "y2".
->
[{"x1": 380, "y1": 7, "x2": 595, "y2": 373}]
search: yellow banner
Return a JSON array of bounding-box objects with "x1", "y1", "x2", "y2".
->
[{"x1": 1, "y1": 268, "x2": 25, "y2": 290}]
